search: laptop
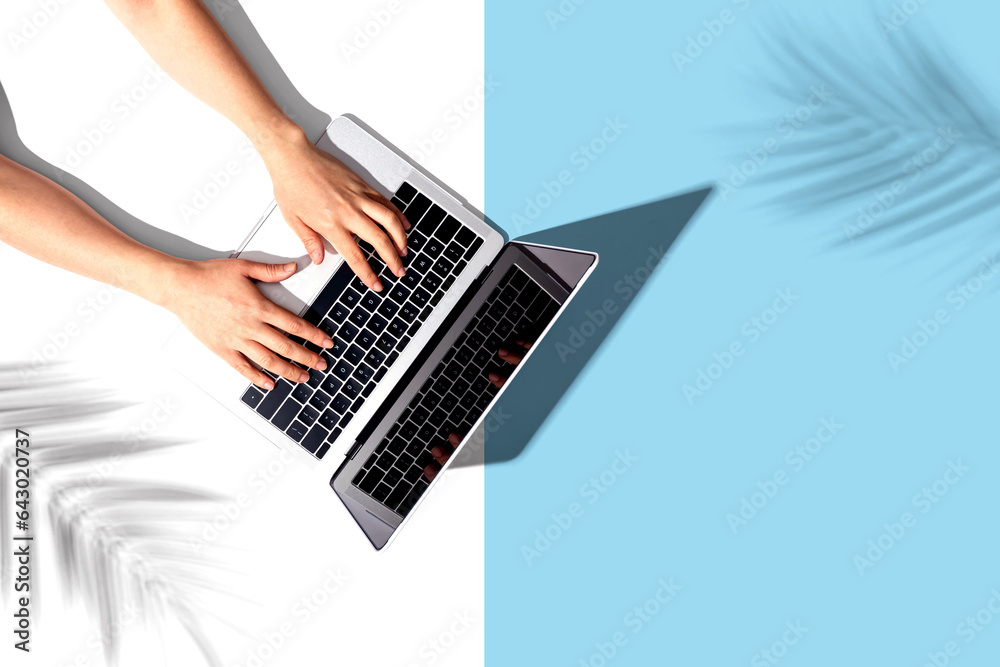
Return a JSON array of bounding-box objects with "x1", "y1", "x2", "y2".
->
[{"x1": 163, "y1": 115, "x2": 597, "y2": 549}]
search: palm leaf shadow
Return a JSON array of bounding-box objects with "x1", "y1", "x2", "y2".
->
[
  {"x1": 0, "y1": 365, "x2": 235, "y2": 666},
  {"x1": 747, "y1": 9, "x2": 1000, "y2": 257}
]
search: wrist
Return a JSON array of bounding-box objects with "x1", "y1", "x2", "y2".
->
[
  {"x1": 248, "y1": 113, "x2": 309, "y2": 167},
  {"x1": 129, "y1": 254, "x2": 195, "y2": 312}
]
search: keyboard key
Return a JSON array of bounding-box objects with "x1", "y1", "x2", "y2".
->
[
  {"x1": 286, "y1": 420, "x2": 309, "y2": 442},
  {"x1": 424, "y1": 237, "x2": 445, "y2": 259},
  {"x1": 331, "y1": 303, "x2": 350, "y2": 322},
  {"x1": 333, "y1": 360, "x2": 353, "y2": 380},
  {"x1": 464, "y1": 236, "x2": 484, "y2": 260},
  {"x1": 345, "y1": 345, "x2": 364, "y2": 365},
  {"x1": 342, "y1": 288, "x2": 362, "y2": 309},
  {"x1": 356, "y1": 329, "x2": 377, "y2": 349},
  {"x1": 300, "y1": 405, "x2": 320, "y2": 425},
  {"x1": 241, "y1": 387, "x2": 264, "y2": 409},
  {"x1": 255, "y1": 380, "x2": 292, "y2": 418},
  {"x1": 455, "y1": 227, "x2": 476, "y2": 248},
  {"x1": 408, "y1": 230, "x2": 427, "y2": 252},
  {"x1": 401, "y1": 271, "x2": 422, "y2": 289},
  {"x1": 359, "y1": 468, "x2": 382, "y2": 493},
  {"x1": 396, "y1": 181, "x2": 417, "y2": 203},
  {"x1": 388, "y1": 318, "x2": 408, "y2": 339},
  {"x1": 435, "y1": 216, "x2": 461, "y2": 243},
  {"x1": 331, "y1": 394, "x2": 352, "y2": 414},
  {"x1": 340, "y1": 321, "x2": 360, "y2": 342},
  {"x1": 272, "y1": 400, "x2": 300, "y2": 430},
  {"x1": 384, "y1": 468, "x2": 403, "y2": 487},
  {"x1": 376, "y1": 333, "x2": 397, "y2": 354},
  {"x1": 411, "y1": 287, "x2": 431, "y2": 308},
  {"x1": 321, "y1": 375, "x2": 342, "y2": 396},
  {"x1": 388, "y1": 284, "x2": 411, "y2": 304},
  {"x1": 365, "y1": 349, "x2": 386, "y2": 367},
  {"x1": 417, "y1": 204, "x2": 446, "y2": 236},
  {"x1": 386, "y1": 484, "x2": 410, "y2": 510},
  {"x1": 432, "y1": 257, "x2": 455, "y2": 277},
  {"x1": 368, "y1": 314, "x2": 388, "y2": 335},
  {"x1": 301, "y1": 424, "x2": 328, "y2": 454},
  {"x1": 443, "y1": 242, "x2": 464, "y2": 263},
  {"x1": 292, "y1": 383, "x2": 312, "y2": 403},
  {"x1": 372, "y1": 483, "x2": 392, "y2": 503},
  {"x1": 359, "y1": 292, "x2": 380, "y2": 312},
  {"x1": 339, "y1": 411, "x2": 355, "y2": 428},
  {"x1": 349, "y1": 308, "x2": 370, "y2": 328},
  {"x1": 320, "y1": 409, "x2": 339, "y2": 429},
  {"x1": 377, "y1": 299, "x2": 399, "y2": 319},
  {"x1": 399, "y1": 303, "x2": 420, "y2": 323},
  {"x1": 354, "y1": 362, "x2": 375, "y2": 383},
  {"x1": 316, "y1": 441, "x2": 332, "y2": 459},
  {"x1": 362, "y1": 380, "x2": 376, "y2": 397},
  {"x1": 343, "y1": 378, "x2": 363, "y2": 399},
  {"x1": 404, "y1": 193, "x2": 432, "y2": 223},
  {"x1": 420, "y1": 271, "x2": 443, "y2": 292},
  {"x1": 412, "y1": 254, "x2": 433, "y2": 274}
]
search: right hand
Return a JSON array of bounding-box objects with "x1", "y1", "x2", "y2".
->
[{"x1": 164, "y1": 258, "x2": 333, "y2": 390}]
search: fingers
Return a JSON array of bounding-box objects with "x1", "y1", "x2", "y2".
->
[
  {"x1": 355, "y1": 217, "x2": 406, "y2": 279},
  {"x1": 228, "y1": 350, "x2": 274, "y2": 390},
  {"x1": 362, "y1": 196, "x2": 409, "y2": 255},
  {"x1": 431, "y1": 445, "x2": 450, "y2": 467},
  {"x1": 328, "y1": 228, "x2": 383, "y2": 291},
  {"x1": 488, "y1": 372, "x2": 508, "y2": 389},
  {"x1": 243, "y1": 340, "x2": 311, "y2": 384},
  {"x1": 241, "y1": 260, "x2": 298, "y2": 283},
  {"x1": 290, "y1": 220, "x2": 326, "y2": 266},
  {"x1": 262, "y1": 304, "x2": 334, "y2": 350},
  {"x1": 497, "y1": 347, "x2": 524, "y2": 365},
  {"x1": 369, "y1": 190, "x2": 410, "y2": 231},
  {"x1": 257, "y1": 325, "x2": 327, "y2": 372}
]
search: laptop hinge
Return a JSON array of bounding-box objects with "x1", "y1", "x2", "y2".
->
[{"x1": 345, "y1": 441, "x2": 363, "y2": 460}]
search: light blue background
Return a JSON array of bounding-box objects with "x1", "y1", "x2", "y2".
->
[{"x1": 486, "y1": 1, "x2": 1000, "y2": 665}]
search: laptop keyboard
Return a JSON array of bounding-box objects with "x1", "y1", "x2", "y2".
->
[
  {"x1": 239, "y1": 181, "x2": 485, "y2": 460},
  {"x1": 351, "y1": 264, "x2": 560, "y2": 516}
]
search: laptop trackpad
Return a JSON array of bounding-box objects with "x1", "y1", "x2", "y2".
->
[{"x1": 237, "y1": 205, "x2": 344, "y2": 316}]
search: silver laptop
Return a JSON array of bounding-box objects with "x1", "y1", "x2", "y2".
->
[{"x1": 163, "y1": 115, "x2": 597, "y2": 548}]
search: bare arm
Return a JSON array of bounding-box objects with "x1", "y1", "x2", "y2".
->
[
  {"x1": 0, "y1": 153, "x2": 332, "y2": 389},
  {"x1": 103, "y1": 0, "x2": 410, "y2": 291}
]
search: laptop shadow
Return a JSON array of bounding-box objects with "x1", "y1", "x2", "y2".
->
[
  {"x1": 0, "y1": 2, "x2": 328, "y2": 262},
  {"x1": 451, "y1": 187, "x2": 713, "y2": 469}
]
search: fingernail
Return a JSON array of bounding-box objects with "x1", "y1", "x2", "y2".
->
[
  {"x1": 263, "y1": 380, "x2": 274, "y2": 391},
  {"x1": 298, "y1": 371, "x2": 310, "y2": 383},
  {"x1": 395, "y1": 267, "x2": 406, "y2": 277},
  {"x1": 488, "y1": 373, "x2": 500, "y2": 382},
  {"x1": 373, "y1": 280, "x2": 383, "y2": 292},
  {"x1": 315, "y1": 359, "x2": 327, "y2": 371},
  {"x1": 310, "y1": 252, "x2": 323, "y2": 265},
  {"x1": 285, "y1": 262, "x2": 297, "y2": 271},
  {"x1": 431, "y1": 447, "x2": 443, "y2": 457},
  {"x1": 498, "y1": 348, "x2": 509, "y2": 357},
  {"x1": 400, "y1": 247, "x2": 408, "y2": 256},
  {"x1": 322, "y1": 337, "x2": 334, "y2": 348}
]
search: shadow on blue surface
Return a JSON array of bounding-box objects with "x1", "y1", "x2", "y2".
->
[{"x1": 453, "y1": 186, "x2": 713, "y2": 468}]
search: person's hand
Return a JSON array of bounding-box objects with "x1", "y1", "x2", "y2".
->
[
  {"x1": 261, "y1": 130, "x2": 410, "y2": 292},
  {"x1": 163, "y1": 258, "x2": 333, "y2": 390},
  {"x1": 488, "y1": 339, "x2": 533, "y2": 388},
  {"x1": 425, "y1": 433, "x2": 463, "y2": 481}
]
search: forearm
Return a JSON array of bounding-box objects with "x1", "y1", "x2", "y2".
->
[
  {"x1": 103, "y1": 0, "x2": 307, "y2": 159},
  {"x1": 0, "y1": 154, "x2": 182, "y2": 307}
]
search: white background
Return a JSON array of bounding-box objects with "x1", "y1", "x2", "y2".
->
[{"x1": 0, "y1": 1, "x2": 485, "y2": 665}]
